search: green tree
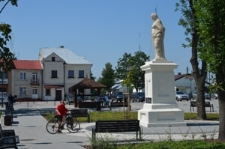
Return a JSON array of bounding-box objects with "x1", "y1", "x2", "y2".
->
[
  {"x1": 0, "y1": 0, "x2": 18, "y2": 71},
  {"x1": 193, "y1": 0, "x2": 225, "y2": 141},
  {"x1": 175, "y1": 0, "x2": 207, "y2": 120},
  {"x1": 115, "y1": 51, "x2": 149, "y2": 91},
  {"x1": 98, "y1": 62, "x2": 114, "y2": 94},
  {"x1": 90, "y1": 71, "x2": 95, "y2": 81},
  {"x1": 129, "y1": 51, "x2": 149, "y2": 91}
]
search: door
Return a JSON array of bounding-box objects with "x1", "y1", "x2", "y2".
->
[
  {"x1": 56, "y1": 90, "x2": 62, "y2": 101},
  {"x1": 32, "y1": 88, "x2": 38, "y2": 99}
]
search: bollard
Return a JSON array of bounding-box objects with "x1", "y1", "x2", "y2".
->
[{"x1": 4, "y1": 115, "x2": 12, "y2": 126}]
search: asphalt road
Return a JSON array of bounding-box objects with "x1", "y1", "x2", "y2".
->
[{"x1": 12, "y1": 98, "x2": 219, "y2": 113}]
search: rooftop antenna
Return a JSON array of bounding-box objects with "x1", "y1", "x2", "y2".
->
[{"x1": 138, "y1": 32, "x2": 141, "y2": 51}]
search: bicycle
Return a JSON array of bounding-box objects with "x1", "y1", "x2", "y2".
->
[{"x1": 46, "y1": 112, "x2": 80, "y2": 134}]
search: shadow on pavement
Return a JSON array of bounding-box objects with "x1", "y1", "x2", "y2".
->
[{"x1": 14, "y1": 108, "x2": 56, "y2": 117}]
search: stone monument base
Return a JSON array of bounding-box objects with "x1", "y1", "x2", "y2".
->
[{"x1": 138, "y1": 103, "x2": 186, "y2": 127}]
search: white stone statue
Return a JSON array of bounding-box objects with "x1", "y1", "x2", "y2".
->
[{"x1": 151, "y1": 13, "x2": 166, "y2": 60}]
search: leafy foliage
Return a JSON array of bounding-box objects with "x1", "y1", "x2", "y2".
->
[
  {"x1": 115, "y1": 51, "x2": 149, "y2": 91},
  {"x1": 98, "y1": 63, "x2": 114, "y2": 93},
  {"x1": 90, "y1": 71, "x2": 96, "y2": 81},
  {"x1": 192, "y1": 0, "x2": 225, "y2": 140},
  {"x1": 194, "y1": 0, "x2": 225, "y2": 89},
  {"x1": 175, "y1": 0, "x2": 208, "y2": 120},
  {"x1": 0, "y1": 0, "x2": 18, "y2": 71}
]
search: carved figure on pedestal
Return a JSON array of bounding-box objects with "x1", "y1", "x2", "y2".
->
[{"x1": 151, "y1": 13, "x2": 166, "y2": 60}]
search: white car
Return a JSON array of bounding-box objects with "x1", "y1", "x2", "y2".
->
[
  {"x1": 214, "y1": 93, "x2": 218, "y2": 99},
  {"x1": 192, "y1": 92, "x2": 210, "y2": 99},
  {"x1": 176, "y1": 91, "x2": 189, "y2": 101}
]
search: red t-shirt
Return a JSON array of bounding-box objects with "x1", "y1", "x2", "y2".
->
[{"x1": 56, "y1": 103, "x2": 68, "y2": 116}]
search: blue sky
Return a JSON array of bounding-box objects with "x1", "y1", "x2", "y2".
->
[{"x1": 1, "y1": 0, "x2": 191, "y2": 79}]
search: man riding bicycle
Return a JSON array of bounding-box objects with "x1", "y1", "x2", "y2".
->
[{"x1": 55, "y1": 100, "x2": 69, "y2": 133}]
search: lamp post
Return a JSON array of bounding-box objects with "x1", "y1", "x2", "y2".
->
[
  {"x1": 137, "y1": 76, "x2": 141, "y2": 92},
  {"x1": 124, "y1": 66, "x2": 131, "y2": 120},
  {"x1": 0, "y1": 66, "x2": 3, "y2": 108},
  {"x1": 189, "y1": 77, "x2": 193, "y2": 93}
]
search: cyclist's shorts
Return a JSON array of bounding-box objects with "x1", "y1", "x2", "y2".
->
[{"x1": 55, "y1": 115, "x2": 63, "y2": 122}]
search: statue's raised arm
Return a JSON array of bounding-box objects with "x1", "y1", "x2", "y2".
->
[{"x1": 151, "y1": 13, "x2": 166, "y2": 60}]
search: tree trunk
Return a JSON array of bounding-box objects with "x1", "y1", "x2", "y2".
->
[
  {"x1": 190, "y1": 26, "x2": 207, "y2": 120},
  {"x1": 218, "y1": 89, "x2": 225, "y2": 140},
  {"x1": 195, "y1": 78, "x2": 206, "y2": 119},
  {"x1": 188, "y1": 0, "x2": 207, "y2": 120}
]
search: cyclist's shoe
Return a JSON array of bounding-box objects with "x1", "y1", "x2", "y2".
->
[{"x1": 57, "y1": 129, "x2": 62, "y2": 133}]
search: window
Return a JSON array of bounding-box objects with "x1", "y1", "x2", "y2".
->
[
  {"x1": 19, "y1": 87, "x2": 26, "y2": 95},
  {"x1": 46, "y1": 89, "x2": 50, "y2": 96},
  {"x1": 68, "y1": 70, "x2": 74, "y2": 78},
  {"x1": 78, "y1": 70, "x2": 84, "y2": 78},
  {"x1": 52, "y1": 57, "x2": 55, "y2": 61},
  {"x1": 0, "y1": 72, "x2": 6, "y2": 79},
  {"x1": 20, "y1": 72, "x2": 26, "y2": 80},
  {"x1": 51, "y1": 70, "x2": 57, "y2": 78}
]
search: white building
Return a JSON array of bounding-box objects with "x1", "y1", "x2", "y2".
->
[
  {"x1": 39, "y1": 47, "x2": 92, "y2": 100},
  {"x1": 175, "y1": 73, "x2": 196, "y2": 93}
]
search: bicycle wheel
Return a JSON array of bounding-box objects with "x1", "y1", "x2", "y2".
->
[
  {"x1": 66, "y1": 117, "x2": 80, "y2": 133},
  {"x1": 46, "y1": 119, "x2": 59, "y2": 134}
]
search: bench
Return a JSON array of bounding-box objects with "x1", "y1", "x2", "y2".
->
[
  {"x1": 77, "y1": 102, "x2": 101, "y2": 111},
  {"x1": 190, "y1": 101, "x2": 214, "y2": 112},
  {"x1": 0, "y1": 124, "x2": 19, "y2": 149},
  {"x1": 109, "y1": 102, "x2": 131, "y2": 111},
  {"x1": 92, "y1": 120, "x2": 141, "y2": 141},
  {"x1": 70, "y1": 109, "x2": 90, "y2": 123}
]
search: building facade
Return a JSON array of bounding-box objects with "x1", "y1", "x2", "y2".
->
[
  {"x1": 39, "y1": 47, "x2": 92, "y2": 101},
  {"x1": 10, "y1": 60, "x2": 42, "y2": 99}
]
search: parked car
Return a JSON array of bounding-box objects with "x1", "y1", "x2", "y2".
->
[
  {"x1": 188, "y1": 92, "x2": 193, "y2": 100},
  {"x1": 130, "y1": 92, "x2": 145, "y2": 102},
  {"x1": 204, "y1": 93, "x2": 210, "y2": 99},
  {"x1": 214, "y1": 93, "x2": 218, "y2": 99},
  {"x1": 192, "y1": 92, "x2": 210, "y2": 100},
  {"x1": 192, "y1": 92, "x2": 197, "y2": 99},
  {"x1": 175, "y1": 91, "x2": 189, "y2": 101},
  {"x1": 111, "y1": 92, "x2": 127, "y2": 102}
]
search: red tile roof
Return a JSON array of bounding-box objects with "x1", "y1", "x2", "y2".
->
[
  {"x1": 13, "y1": 60, "x2": 42, "y2": 70},
  {"x1": 175, "y1": 74, "x2": 186, "y2": 81}
]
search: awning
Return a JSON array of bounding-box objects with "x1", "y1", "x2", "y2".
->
[
  {"x1": 111, "y1": 84, "x2": 120, "y2": 89},
  {"x1": 115, "y1": 85, "x2": 122, "y2": 89},
  {"x1": 44, "y1": 85, "x2": 64, "y2": 88},
  {"x1": 111, "y1": 84, "x2": 123, "y2": 90}
]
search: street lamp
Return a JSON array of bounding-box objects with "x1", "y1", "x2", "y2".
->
[
  {"x1": 0, "y1": 66, "x2": 3, "y2": 108},
  {"x1": 189, "y1": 77, "x2": 193, "y2": 93},
  {"x1": 137, "y1": 76, "x2": 141, "y2": 92},
  {"x1": 124, "y1": 66, "x2": 131, "y2": 120}
]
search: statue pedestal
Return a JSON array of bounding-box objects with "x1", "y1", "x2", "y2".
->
[{"x1": 138, "y1": 59, "x2": 186, "y2": 127}]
